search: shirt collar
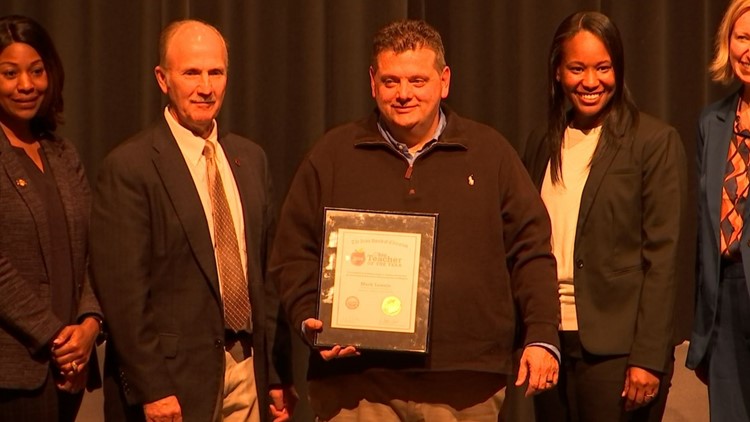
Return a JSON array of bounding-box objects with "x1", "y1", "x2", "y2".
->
[
  {"x1": 377, "y1": 108, "x2": 446, "y2": 160},
  {"x1": 164, "y1": 106, "x2": 219, "y2": 165}
]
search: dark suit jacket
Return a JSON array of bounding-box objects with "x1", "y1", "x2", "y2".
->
[
  {"x1": 90, "y1": 118, "x2": 292, "y2": 422},
  {"x1": 523, "y1": 113, "x2": 686, "y2": 373},
  {"x1": 687, "y1": 90, "x2": 749, "y2": 369},
  {"x1": 0, "y1": 131, "x2": 101, "y2": 390}
]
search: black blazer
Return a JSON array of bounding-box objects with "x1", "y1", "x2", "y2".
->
[
  {"x1": 523, "y1": 112, "x2": 686, "y2": 373},
  {"x1": 90, "y1": 118, "x2": 291, "y2": 422},
  {"x1": 0, "y1": 130, "x2": 101, "y2": 390}
]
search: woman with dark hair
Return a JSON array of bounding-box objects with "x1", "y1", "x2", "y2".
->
[
  {"x1": 688, "y1": 0, "x2": 750, "y2": 419},
  {"x1": 523, "y1": 11, "x2": 686, "y2": 421},
  {"x1": 0, "y1": 15, "x2": 103, "y2": 421}
]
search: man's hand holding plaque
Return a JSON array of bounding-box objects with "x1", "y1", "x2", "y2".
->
[{"x1": 303, "y1": 318, "x2": 360, "y2": 360}]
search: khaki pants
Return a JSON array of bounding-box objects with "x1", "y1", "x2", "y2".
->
[
  {"x1": 309, "y1": 370, "x2": 506, "y2": 421},
  {"x1": 214, "y1": 349, "x2": 259, "y2": 422}
]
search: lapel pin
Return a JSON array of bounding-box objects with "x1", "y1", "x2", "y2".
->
[
  {"x1": 234, "y1": 158, "x2": 241, "y2": 166},
  {"x1": 15, "y1": 178, "x2": 27, "y2": 187},
  {"x1": 468, "y1": 175, "x2": 475, "y2": 186}
]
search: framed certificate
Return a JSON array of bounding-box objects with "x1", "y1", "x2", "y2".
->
[{"x1": 314, "y1": 208, "x2": 437, "y2": 353}]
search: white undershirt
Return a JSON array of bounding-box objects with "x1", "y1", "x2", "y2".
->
[
  {"x1": 164, "y1": 107, "x2": 248, "y2": 290},
  {"x1": 540, "y1": 125, "x2": 600, "y2": 331}
]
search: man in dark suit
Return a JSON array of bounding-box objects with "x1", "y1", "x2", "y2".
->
[{"x1": 90, "y1": 20, "x2": 295, "y2": 422}]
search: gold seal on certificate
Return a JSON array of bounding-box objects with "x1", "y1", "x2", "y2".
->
[
  {"x1": 315, "y1": 208, "x2": 437, "y2": 353},
  {"x1": 382, "y1": 296, "x2": 401, "y2": 316}
]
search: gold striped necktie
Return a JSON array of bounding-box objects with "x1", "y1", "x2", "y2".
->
[{"x1": 204, "y1": 141, "x2": 251, "y2": 332}]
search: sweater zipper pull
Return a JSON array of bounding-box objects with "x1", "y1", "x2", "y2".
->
[{"x1": 404, "y1": 165, "x2": 413, "y2": 180}]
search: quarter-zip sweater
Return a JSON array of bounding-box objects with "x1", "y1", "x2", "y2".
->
[{"x1": 271, "y1": 107, "x2": 559, "y2": 379}]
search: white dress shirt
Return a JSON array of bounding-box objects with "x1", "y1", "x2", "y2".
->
[{"x1": 164, "y1": 107, "x2": 248, "y2": 291}]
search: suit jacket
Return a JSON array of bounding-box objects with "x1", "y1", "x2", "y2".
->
[
  {"x1": 0, "y1": 130, "x2": 101, "y2": 390},
  {"x1": 90, "y1": 118, "x2": 292, "y2": 422},
  {"x1": 523, "y1": 112, "x2": 686, "y2": 373},
  {"x1": 687, "y1": 90, "x2": 750, "y2": 369}
]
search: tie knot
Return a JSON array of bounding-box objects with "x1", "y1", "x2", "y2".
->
[{"x1": 203, "y1": 141, "x2": 216, "y2": 159}]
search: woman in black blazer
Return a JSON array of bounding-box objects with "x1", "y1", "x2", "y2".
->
[
  {"x1": 0, "y1": 15, "x2": 103, "y2": 421},
  {"x1": 522, "y1": 11, "x2": 686, "y2": 422}
]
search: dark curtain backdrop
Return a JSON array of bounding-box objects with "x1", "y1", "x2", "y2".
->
[{"x1": 0, "y1": 1, "x2": 732, "y2": 420}]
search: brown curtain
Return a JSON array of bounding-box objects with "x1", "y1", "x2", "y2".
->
[{"x1": 0, "y1": 1, "x2": 730, "y2": 420}]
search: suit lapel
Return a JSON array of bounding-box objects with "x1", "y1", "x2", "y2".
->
[
  {"x1": 0, "y1": 132, "x2": 54, "y2": 282},
  {"x1": 151, "y1": 121, "x2": 221, "y2": 300},
  {"x1": 575, "y1": 131, "x2": 622, "y2": 242},
  {"x1": 220, "y1": 135, "x2": 259, "y2": 275},
  {"x1": 705, "y1": 94, "x2": 738, "y2": 248}
]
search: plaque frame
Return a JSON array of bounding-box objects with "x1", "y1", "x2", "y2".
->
[{"x1": 314, "y1": 207, "x2": 437, "y2": 353}]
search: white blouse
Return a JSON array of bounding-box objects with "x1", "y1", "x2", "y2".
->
[{"x1": 540, "y1": 125, "x2": 601, "y2": 331}]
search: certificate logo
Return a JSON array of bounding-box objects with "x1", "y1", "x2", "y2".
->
[
  {"x1": 345, "y1": 296, "x2": 360, "y2": 309},
  {"x1": 381, "y1": 296, "x2": 402, "y2": 316},
  {"x1": 351, "y1": 248, "x2": 365, "y2": 266}
]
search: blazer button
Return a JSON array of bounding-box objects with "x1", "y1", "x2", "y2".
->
[
  {"x1": 215, "y1": 338, "x2": 224, "y2": 349},
  {"x1": 575, "y1": 259, "x2": 584, "y2": 269}
]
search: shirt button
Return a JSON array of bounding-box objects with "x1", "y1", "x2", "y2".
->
[{"x1": 575, "y1": 259, "x2": 584, "y2": 269}]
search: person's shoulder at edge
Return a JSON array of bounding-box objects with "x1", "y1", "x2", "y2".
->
[
  {"x1": 700, "y1": 89, "x2": 740, "y2": 121},
  {"x1": 439, "y1": 107, "x2": 517, "y2": 154},
  {"x1": 299, "y1": 113, "x2": 379, "y2": 165},
  {"x1": 220, "y1": 131, "x2": 268, "y2": 157}
]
